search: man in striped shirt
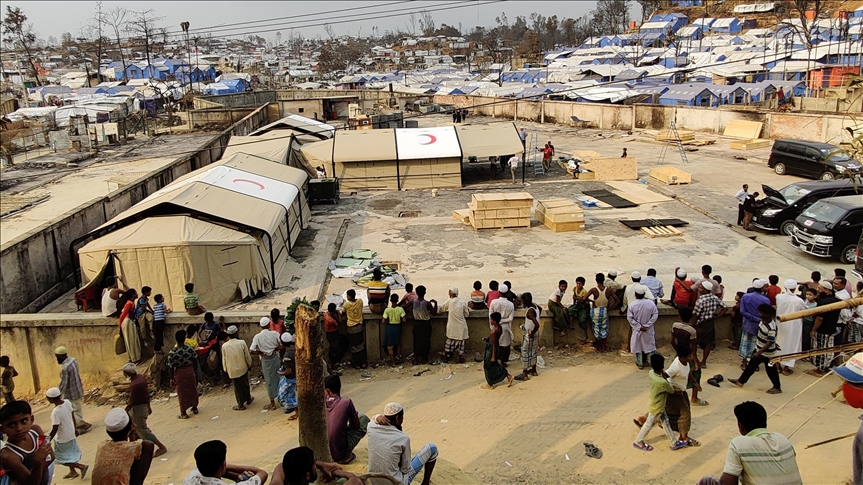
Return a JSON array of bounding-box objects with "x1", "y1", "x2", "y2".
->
[
  {"x1": 699, "y1": 401, "x2": 801, "y2": 485},
  {"x1": 55, "y1": 346, "x2": 92, "y2": 434},
  {"x1": 729, "y1": 304, "x2": 782, "y2": 394}
]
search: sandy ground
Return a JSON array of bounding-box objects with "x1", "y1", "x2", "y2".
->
[
  {"x1": 0, "y1": 134, "x2": 216, "y2": 244},
  {"x1": 28, "y1": 344, "x2": 857, "y2": 485}
]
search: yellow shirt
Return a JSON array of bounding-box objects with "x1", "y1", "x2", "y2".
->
[
  {"x1": 573, "y1": 287, "x2": 587, "y2": 303},
  {"x1": 185, "y1": 338, "x2": 198, "y2": 349},
  {"x1": 343, "y1": 299, "x2": 364, "y2": 327}
]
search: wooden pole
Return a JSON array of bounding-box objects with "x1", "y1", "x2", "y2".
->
[
  {"x1": 805, "y1": 432, "x2": 856, "y2": 449},
  {"x1": 768, "y1": 370, "x2": 833, "y2": 418},
  {"x1": 295, "y1": 303, "x2": 332, "y2": 462},
  {"x1": 770, "y1": 341, "x2": 863, "y2": 363},
  {"x1": 777, "y1": 297, "x2": 862, "y2": 322}
]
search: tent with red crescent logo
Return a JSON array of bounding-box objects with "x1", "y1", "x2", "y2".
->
[{"x1": 75, "y1": 153, "x2": 310, "y2": 311}]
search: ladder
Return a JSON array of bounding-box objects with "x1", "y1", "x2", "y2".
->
[
  {"x1": 530, "y1": 130, "x2": 544, "y2": 176},
  {"x1": 656, "y1": 121, "x2": 689, "y2": 165}
]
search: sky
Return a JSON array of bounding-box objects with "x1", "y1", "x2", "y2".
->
[{"x1": 5, "y1": 1, "x2": 600, "y2": 43}]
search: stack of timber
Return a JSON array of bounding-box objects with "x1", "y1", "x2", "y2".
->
[
  {"x1": 572, "y1": 150, "x2": 638, "y2": 181},
  {"x1": 641, "y1": 226, "x2": 683, "y2": 238},
  {"x1": 655, "y1": 130, "x2": 695, "y2": 142},
  {"x1": 649, "y1": 166, "x2": 692, "y2": 185},
  {"x1": 536, "y1": 198, "x2": 585, "y2": 232},
  {"x1": 730, "y1": 139, "x2": 771, "y2": 150},
  {"x1": 468, "y1": 193, "x2": 533, "y2": 230}
]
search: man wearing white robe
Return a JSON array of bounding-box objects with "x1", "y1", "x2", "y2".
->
[
  {"x1": 775, "y1": 279, "x2": 806, "y2": 375},
  {"x1": 627, "y1": 285, "x2": 658, "y2": 369}
]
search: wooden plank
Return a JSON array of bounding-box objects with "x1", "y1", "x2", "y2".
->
[
  {"x1": 543, "y1": 219, "x2": 585, "y2": 232},
  {"x1": 641, "y1": 227, "x2": 658, "y2": 238},
  {"x1": 666, "y1": 226, "x2": 683, "y2": 235},
  {"x1": 723, "y1": 119, "x2": 763, "y2": 139},
  {"x1": 452, "y1": 209, "x2": 471, "y2": 224},
  {"x1": 730, "y1": 138, "x2": 771, "y2": 150}
]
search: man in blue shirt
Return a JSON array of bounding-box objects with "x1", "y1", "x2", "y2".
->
[{"x1": 738, "y1": 280, "x2": 770, "y2": 371}]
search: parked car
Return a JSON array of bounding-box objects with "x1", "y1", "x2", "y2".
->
[
  {"x1": 767, "y1": 139, "x2": 861, "y2": 180},
  {"x1": 852, "y1": 232, "x2": 863, "y2": 282},
  {"x1": 752, "y1": 179, "x2": 861, "y2": 235},
  {"x1": 788, "y1": 195, "x2": 863, "y2": 264}
]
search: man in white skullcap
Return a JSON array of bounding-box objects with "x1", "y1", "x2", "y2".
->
[
  {"x1": 122, "y1": 363, "x2": 167, "y2": 457},
  {"x1": 621, "y1": 271, "x2": 655, "y2": 355},
  {"x1": 808, "y1": 280, "x2": 842, "y2": 377},
  {"x1": 488, "y1": 284, "x2": 515, "y2": 365},
  {"x1": 738, "y1": 279, "x2": 771, "y2": 370},
  {"x1": 775, "y1": 279, "x2": 806, "y2": 376},
  {"x1": 54, "y1": 345, "x2": 91, "y2": 434},
  {"x1": 250, "y1": 317, "x2": 282, "y2": 411},
  {"x1": 627, "y1": 285, "x2": 658, "y2": 370},
  {"x1": 605, "y1": 269, "x2": 623, "y2": 293},
  {"x1": 46, "y1": 387, "x2": 88, "y2": 479},
  {"x1": 439, "y1": 287, "x2": 470, "y2": 363},
  {"x1": 664, "y1": 268, "x2": 696, "y2": 311},
  {"x1": 221, "y1": 325, "x2": 254, "y2": 410},
  {"x1": 91, "y1": 408, "x2": 155, "y2": 485},
  {"x1": 690, "y1": 280, "x2": 728, "y2": 374},
  {"x1": 367, "y1": 403, "x2": 438, "y2": 485}
]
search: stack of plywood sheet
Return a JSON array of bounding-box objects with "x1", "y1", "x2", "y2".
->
[
  {"x1": 730, "y1": 139, "x2": 771, "y2": 150},
  {"x1": 723, "y1": 120, "x2": 763, "y2": 139},
  {"x1": 655, "y1": 130, "x2": 695, "y2": 142},
  {"x1": 468, "y1": 193, "x2": 533, "y2": 230},
  {"x1": 535, "y1": 198, "x2": 585, "y2": 232}
]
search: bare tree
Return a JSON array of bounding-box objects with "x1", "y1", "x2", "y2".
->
[
  {"x1": 406, "y1": 13, "x2": 417, "y2": 36},
  {"x1": 636, "y1": 0, "x2": 661, "y2": 23},
  {"x1": 419, "y1": 10, "x2": 435, "y2": 37},
  {"x1": 2, "y1": 6, "x2": 42, "y2": 85},
  {"x1": 778, "y1": 0, "x2": 824, "y2": 94},
  {"x1": 324, "y1": 23, "x2": 336, "y2": 41},
  {"x1": 102, "y1": 6, "x2": 129, "y2": 80},
  {"x1": 126, "y1": 10, "x2": 165, "y2": 75},
  {"x1": 593, "y1": 0, "x2": 631, "y2": 36},
  {"x1": 545, "y1": 15, "x2": 559, "y2": 51}
]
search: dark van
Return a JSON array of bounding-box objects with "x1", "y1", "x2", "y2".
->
[
  {"x1": 768, "y1": 139, "x2": 861, "y2": 180},
  {"x1": 789, "y1": 195, "x2": 863, "y2": 264},
  {"x1": 752, "y1": 179, "x2": 861, "y2": 235}
]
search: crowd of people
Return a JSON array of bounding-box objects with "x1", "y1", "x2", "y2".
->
[{"x1": 1, "y1": 260, "x2": 860, "y2": 485}]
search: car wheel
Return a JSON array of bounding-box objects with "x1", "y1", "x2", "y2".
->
[
  {"x1": 840, "y1": 244, "x2": 857, "y2": 264},
  {"x1": 774, "y1": 163, "x2": 786, "y2": 175},
  {"x1": 780, "y1": 220, "x2": 796, "y2": 236},
  {"x1": 820, "y1": 171, "x2": 835, "y2": 180}
]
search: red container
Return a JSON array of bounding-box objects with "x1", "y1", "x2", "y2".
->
[{"x1": 844, "y1": 382, "x2": 863, "y2": 409}]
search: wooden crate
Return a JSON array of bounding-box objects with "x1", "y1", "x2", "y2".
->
[
  {"x1": 536, "y1": 198, "x2": 585, "y2": 232},
  {"x1": 471, "y1": 192, "x2": 534, "y2": 210},
  {"x1": 649, "y1": 166, "x2": 692, "y2": 185},
  {"x1": 471, "y1": 206, "x2": 531, "y2": 219},
  {"x1": 730, "y1": 139, "x2": 771, "y2": 150},
  {"x1": 471, "y1": 214, "x2": 530, "y2": 229},
  {"x1": 536, "y1": 211, "x2": 585, "y2": 232}
]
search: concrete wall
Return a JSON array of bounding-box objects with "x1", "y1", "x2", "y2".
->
[
  {"x1": 195, "y1": 91, "x2": 278, "y2": 109},
  {"x1": 433, "y1": 94, "x2": 848, "y2": 143},
  {"x1": 0, "y1": 307, "x2": 732, "y2": 396},
  {"x1": 0, "y1": 105, "x2": 272, "y2": 314},
  {"x1": 278, "y1": 99, "x2": 324, "y2": 118}
]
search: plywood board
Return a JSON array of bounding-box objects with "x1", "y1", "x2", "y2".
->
[
  {"x1": 723, "y1": 119, "x2": 763, "y2": 139},
  {"x1": 537, "y1": 198, "x2": 576, "y2": 210},
  {"x1": 606, "y1": 181, "x2": 674, "y2": 203},
  {"x1": 580, "y1": 157, "x2": 638, "y2": 181},
  {"x1": 470, "y1": 214, "x2": 530, "y2": 229},
  {"x1": 647, "y1": 167, "x2": 692, "y2": 186},
  {"x1": 573, "y1": 150, "x2": 600, "y2": 159},
  {"x1": 730, "y1": 139, "x2": 771, "y2": 150}
]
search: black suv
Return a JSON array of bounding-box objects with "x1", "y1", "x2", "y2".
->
[
  {"x1": 752, "y1": 179, "x2": 861, "y2": 235},
  {"x1": 768, "y1": 139, "x2": 861, "y2": 180},
  {"x1": 789, "y1": 195, "x2": 863, "y2": 264}
]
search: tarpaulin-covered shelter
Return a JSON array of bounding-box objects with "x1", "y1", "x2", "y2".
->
[
  {"x1": 74, "y1": 153, "x2": 310, "y2": 311},
  {"x1": 299, "y1": 124, "x2": 524, "y2": 191}
]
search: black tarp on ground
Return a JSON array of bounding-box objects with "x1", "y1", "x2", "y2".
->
[
  {"x1": 582, "y1": 189, "x2": 638, "y2": 208},
  {"x1": 619, "y1": 219, "x2": 689, "y2": 229}
]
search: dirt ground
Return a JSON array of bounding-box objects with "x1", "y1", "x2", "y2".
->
[{"x1": 29, "y1": 342, "x2": 857, "y2": 485}]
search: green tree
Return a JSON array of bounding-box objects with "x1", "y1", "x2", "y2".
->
[{"x1": 2, "y1": 6, "x2": 42, "y2": 85}]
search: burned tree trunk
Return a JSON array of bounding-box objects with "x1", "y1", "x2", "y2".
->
[{"x1": 294, "y1": 303, "x2": 331, "y2": 462}]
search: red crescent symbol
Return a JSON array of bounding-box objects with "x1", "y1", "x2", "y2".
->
[
  {"x1": 232, "y1": 178, "x2": 265, "y2": 190},
  {"x1": 419, "y1": 134, "x2": 437, "y2": 145}
]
